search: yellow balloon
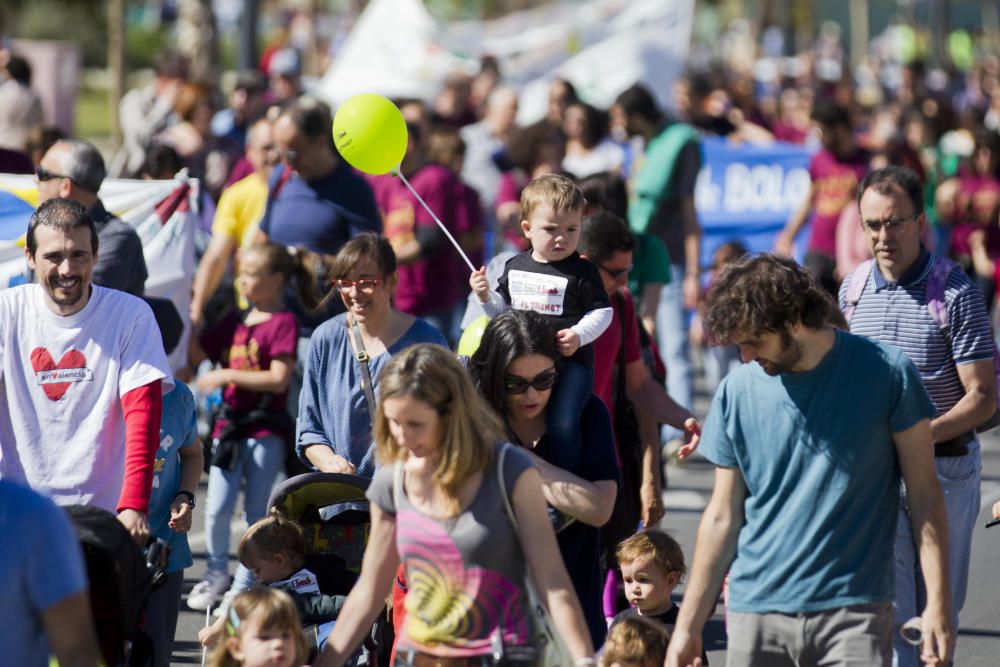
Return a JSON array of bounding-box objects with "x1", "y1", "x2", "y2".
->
[
  {"x1": 457, "y1": 315, "x2": 490, "y2": 357},
  {"x1": 333, "y1": 94, "x2": 408, "y2": 175}
]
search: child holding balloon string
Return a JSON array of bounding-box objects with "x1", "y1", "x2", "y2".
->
[{"x1": 471, "y1": 173, "x2": 613, "y2": 473}]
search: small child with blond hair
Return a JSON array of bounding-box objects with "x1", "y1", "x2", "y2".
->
[
  {"x1": 601, "y1": 616, "x2": 670, "y2": 667},
  {"x1": 209, "y1": 588, "x2": 308, "y2": 667},
  {"x1": 612, "y1": 529, "x2": 709, "y2": 664}
]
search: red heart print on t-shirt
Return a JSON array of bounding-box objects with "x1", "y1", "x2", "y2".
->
[{"x1": 30, "y1": 348, "x2": 88, "y2": 400}]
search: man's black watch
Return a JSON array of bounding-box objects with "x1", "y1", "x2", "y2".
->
[{"x1": 174, "y1": 490, "x2": 196, "y2": 508}]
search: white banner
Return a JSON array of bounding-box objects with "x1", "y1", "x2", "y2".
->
[{"x1": 313, "y1": 0, "x2": 694, "y2": 121}]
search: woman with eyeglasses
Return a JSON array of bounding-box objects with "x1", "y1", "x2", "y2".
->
[
  {"x1": 296, "y1": 233, "x2": 448, "y2": 478},
  {"x1": 468, "y1": 309, "x2": 620, "y2": 647}
]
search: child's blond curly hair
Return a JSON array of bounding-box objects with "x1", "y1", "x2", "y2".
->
[{"x1": 602, "y1": 616, "x2": 671, "y2": 667}]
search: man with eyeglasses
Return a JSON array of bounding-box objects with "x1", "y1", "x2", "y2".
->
[
  {"x1": 579, "y1": 209, "x2": 699, "y2": 627},
  {"x1": 37, "y1": 138, "x2": 147, "y2": 296},
  {"x1": 579, "y1": 211, "x2": 700, "y2": 453},
  {"x1": 257, "y1": 96, "x2": 380, "y2": 266},
  {"x1": 839, "y1": 166, "x2": 996, "y2": 667}
]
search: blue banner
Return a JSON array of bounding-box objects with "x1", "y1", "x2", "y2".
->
[{"x1": 695, "y1": 137, "x2": 816, "y2": 270}]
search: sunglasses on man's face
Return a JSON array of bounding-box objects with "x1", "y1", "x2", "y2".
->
[
  {"x1": 35, "y1": 165, "x2": 72, "y2": 182},
  {"x1": 503, "y1": 368, "x2": 558, "y2": 394},
  {"x1": 598, "y1": 262, "x2": 631, "y2": 280}
]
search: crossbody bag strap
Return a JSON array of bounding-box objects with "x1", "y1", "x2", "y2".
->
[{"x1": 347, "y1": 317, "x2": 378, "y2": 427}]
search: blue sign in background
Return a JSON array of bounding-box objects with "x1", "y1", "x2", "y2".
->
[{"x1": 696, "y1": 137, "x2": 816, "y2": 271}]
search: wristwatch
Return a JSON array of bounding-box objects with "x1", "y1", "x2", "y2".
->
[{"x1": 174, "y1": 490, "x2": 196, "y2": 509}]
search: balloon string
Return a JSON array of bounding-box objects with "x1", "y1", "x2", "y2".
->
[{"x1": 394, "y1": 168, "x2": 477, "y2": 273}]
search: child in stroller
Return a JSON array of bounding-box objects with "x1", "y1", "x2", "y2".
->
[
  {"x1": 199, "y1": 514, "x2": 346, "y2": 650},
  {"x1": 201, "y1": 472, "x2": 387, "y2": 663}
]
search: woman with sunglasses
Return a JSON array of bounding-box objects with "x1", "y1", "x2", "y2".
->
[
  {"x1": 296, "y1": 233, "x2": 448, "y2": 478},
  {"x1": 469, "y1": 310, "x2": 620, "y2": 647}
]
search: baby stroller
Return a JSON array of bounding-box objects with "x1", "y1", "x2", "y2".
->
[
  {"x1": 267, "y1": 472, "x2": 392, "y2": 666},
  {"x1": 65, "y1": 505, "x2": 153, "y2": 667}
]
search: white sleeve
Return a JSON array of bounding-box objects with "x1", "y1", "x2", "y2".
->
[
  {"x1": 479, "y1": 291, "x2": 510, "y2": 318},
  {"x1": 118, "y1": 296, "x2": 173, "y2": 396},
  {"x1": 570, "y1": 307, "x2": 614, "y2": 345}
]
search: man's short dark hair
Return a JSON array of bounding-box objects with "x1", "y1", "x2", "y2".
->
[
  {"x1": 579, "y1": 210, "x2": 636, "y2": 263},
  {"x1": 153, "y1": 50, "x2": 188, "y2": 79},
  {"x1": 4, "y1": 55, "x2": 32, "y2": 86},
  {"x1": 614, "y1": 84, "x2": 662, "y2": 124},
  {"x1": 26, "y1": 198, "x2": 98, "y2": 257},
  {"x1": 281, "y1": 96, "x2": 334, "y2": 149},
  {"x1": 57, "y1": 139, "x2": 107, "y2": 193},
  {"x1": 233, "y1": 69, "x2": 267, "y2": 95},
  {"x1": 856, "y1": 166, "x2": 925, "y2": 216},
  {"x1": 810, "y1": 99, "x2": 851, "y2": 129},
  {"x1": 703, "y1": 254, "x2": 833, "y2": 343}
]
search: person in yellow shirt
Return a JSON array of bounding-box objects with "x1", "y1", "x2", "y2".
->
[{"x1": 190, "y1": 118, "x2": 277, "y2": 326}]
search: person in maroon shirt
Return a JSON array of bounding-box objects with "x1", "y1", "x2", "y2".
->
[
  {"x1": 187, "y1": 243, "x2": 306, "y2": 612},
  {"x1": 775, "y1": 101, "x2": 871, "y2": 295},
  {"x1": 367, "y1": 123, "x2": 467, "y2": 338},
  {"x1": 580, "y1": 210, "x2": 701, "y2": 623}
]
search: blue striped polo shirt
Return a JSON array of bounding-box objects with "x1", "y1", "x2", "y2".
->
[{"x1": 839, "y1": 249, "x2": 994, "y2": 418}]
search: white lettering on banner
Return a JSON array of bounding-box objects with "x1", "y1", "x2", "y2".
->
[
  {"x1": 507, "y1": 270, "x2": 568, "y2": 316},
  {"x1": 36, "y1": 367, "x2": 93, "y2": 384},
  {"x1": 695, "y1": 164, "x2": 811, "y2": 214}
]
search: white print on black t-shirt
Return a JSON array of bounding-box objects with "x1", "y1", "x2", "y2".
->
[{"x1": 508, "y1": 270, "x2": 568, "y2": 315}]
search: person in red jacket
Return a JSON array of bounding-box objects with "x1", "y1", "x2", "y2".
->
[{"x1": 0, "y1": 198, "x2": 172, "y2": 544}]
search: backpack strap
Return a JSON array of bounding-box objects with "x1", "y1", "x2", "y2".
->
[
  {"x1": 842, "y1": 259, "x2": 874, "y2": 324},
  {"x1": 925, "y1": 255, "x2": 961, "y2": 330}
]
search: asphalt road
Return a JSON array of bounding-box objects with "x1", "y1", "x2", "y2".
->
[{"x1": 169, "y1": 387, "x2": 1000, "y2": 666}]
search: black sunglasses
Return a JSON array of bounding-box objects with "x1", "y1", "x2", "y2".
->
[
  {"x1": 597, "y1": 262, "x2": 631, "y2": 279},
  {"x1": 503, "y1": 368, "x2": 558, "y2": 394},
  {"x1": 35, "y1": 165, "x2": 72, "y2": 183}
]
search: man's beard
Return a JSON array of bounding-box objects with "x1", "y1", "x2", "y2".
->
[{"x1": 757, "y1": 329, "x2": 803, "y2": 376}]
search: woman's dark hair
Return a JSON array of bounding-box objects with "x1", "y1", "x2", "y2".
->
[
  {"x1": 327, "y1": 232, "x2": 397, "y2": 281},
  {"x1": 568, "y1": 101, "x2": 609, "y2": 149},
  {"x1": 469, "y1": 310, "x2": 559, "y2": 420},
  {"x1": 703, "y1": 254, "x2": 833, "y2": 343}
]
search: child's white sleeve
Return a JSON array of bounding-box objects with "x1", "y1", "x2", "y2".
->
[
  {"x1": 570, "y1": 307, "x2": 614, "y2": 345},
  {"x1": 478, "y1": 291, "x2": 509, "y2": 318}
]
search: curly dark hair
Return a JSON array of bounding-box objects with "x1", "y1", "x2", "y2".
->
[{"x1": 703, "y1": 254, "x2": 833, "y2": 343}]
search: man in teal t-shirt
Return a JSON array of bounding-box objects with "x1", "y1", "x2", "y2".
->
[{"x1": 664, "y1": 255, "x2": 954, "y2": 667}]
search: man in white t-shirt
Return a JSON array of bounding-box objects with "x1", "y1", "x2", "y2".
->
[{"x1": 0, "y1": 198, "x2": 172, "y2": 543}]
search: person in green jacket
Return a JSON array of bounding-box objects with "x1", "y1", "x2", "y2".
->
[{"x1": 612, "y1": 84, "x2": 702, "y2": 449}]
